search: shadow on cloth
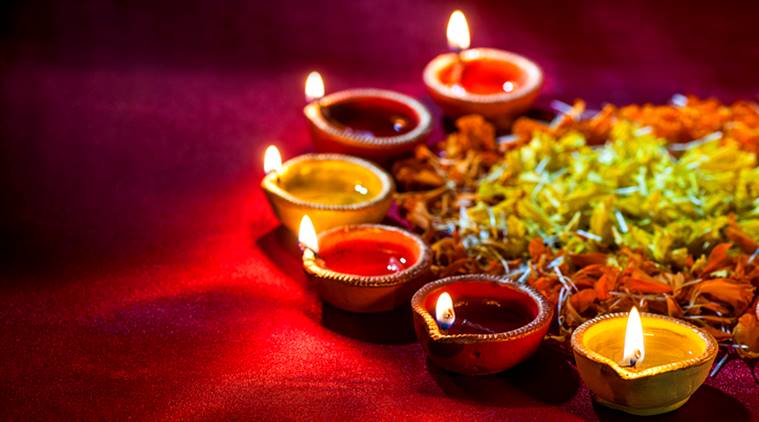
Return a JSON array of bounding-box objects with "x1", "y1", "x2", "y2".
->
[
  {"x1": 425, "y1": 344, "x2": 579, "y2": 406},
  {"x1": 255, "y1": 225, "x2": 303, "y2": 275},
  {"x1": 592, "y1": 383, "x2": 750, "y2": 422},
  {"x1": 320, "y1": 302, "x2": 417, "y2": 345}
]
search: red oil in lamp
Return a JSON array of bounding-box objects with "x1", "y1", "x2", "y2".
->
[
  {"x1": 411, "y1": 274, "x2": 552, "y2": 375},
  {"x1": 423, "y1": 10, "x2": 543, "y2": 128},
  {"x1": 300, "y1": 217, "x2": 432, "y2": 313},
  {"x1": 303, "y1": 71, "x2": 432, "y2": 162}
]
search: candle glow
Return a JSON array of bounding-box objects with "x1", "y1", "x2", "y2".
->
[
  {"x1": 298, "y1": 215, "x2": 319, "y2": 253},
  {"x1": 263, "y1": 145, "x2": 283, "y2": 174},
  {"x1": 622, "y1": 306, "x2": 645, "y2": 367},
  {"x1": 446, "y1": 10, "x2": 470, "y2": 51},
  {"x1": 435, "y1": 292, "x2": 455, "y2": 330},
  {"x1": 571, "y1": 311, "x2": 717, "y2": 415},
  {"x1": 305, "y1": 71, "x2": 325, "y2": 102}
]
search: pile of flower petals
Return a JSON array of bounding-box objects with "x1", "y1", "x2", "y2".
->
[{"x1": 393, "y1": 100, "x2": 759, "y2": 360}]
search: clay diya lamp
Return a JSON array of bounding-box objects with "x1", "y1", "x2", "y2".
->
[
  {"x1": 411, "y1": 274, "x2": 552, "y2": 375},
  {"x1": 299, "y1": 218, "x2": 432, "y2": 313},
  {"x1": 423, "y1": 11, "x2": 543, "y2": 127},
  {"x1": 571, "y1": 308, "x2": 718, "y2": 416},
  {"x1": 303, "y1": 71, "x2": 432, "y2": 162},
  {"x1": 261, "y1": 146, "x2": 394, "y2": 234}
]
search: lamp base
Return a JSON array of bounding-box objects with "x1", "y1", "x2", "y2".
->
[{"x1": 594, "y1": 396, "x2": 690, "y2": 416}]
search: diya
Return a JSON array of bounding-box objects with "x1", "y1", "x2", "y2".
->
[
  {"x1": 303, "y1": 71, "x2": 432, "y2": 162},
  {"x1": 423, "y1": 10, "x2": 543, "y2": 127},
  {"x1": 261, "y1": 146, "x2": 394, "y2": 234},
  {"x1": 300, "y1": 218, "x2": 432, "y2": 313},
  {"x1": 411, "y1": 274, "x2": 552, "y2": 375},
  {"x1": 571, "y1": 308, "x2": 718, "y2": 416}
]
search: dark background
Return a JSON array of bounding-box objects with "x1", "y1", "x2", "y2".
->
[{"x1": 1, "y1": 1, "x2": 758, "y2": 420}]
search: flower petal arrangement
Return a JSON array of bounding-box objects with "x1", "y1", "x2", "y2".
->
[{"x1": 393, "y1": 97, "x2": 759, "y2": 359}]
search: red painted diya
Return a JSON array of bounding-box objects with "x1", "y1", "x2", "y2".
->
[
  {"x1": 423, "y1": 48, "x2": 543, "y2": 127},
  {"x1": 304, "y1": 89, "x2": 432, "y2": 162},
  {"x1": 411, "y1": 274, "x2": 552, "y2": 375},
  {"x1": 302, "y1": 224, "x2": 432, "y2": 313}
]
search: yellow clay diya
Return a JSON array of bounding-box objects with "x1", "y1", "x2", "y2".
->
[
  {"x1": 261, "y1": 146, "x2": 394, "y2": 234},
  {"x1": 299, "y1": 217, "x2": 432, "y2": 313},
  {"x1": 303, "y1": 71, "x2": 432, "y2": 162},
  {"x1": 571, "y1": 308, "x2": 718, "y2": 416},
  {"x1": 423, "y1": 11, "x2": 543, "y2": 127}
]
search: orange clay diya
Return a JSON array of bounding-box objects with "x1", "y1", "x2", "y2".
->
[
  {"x1": 423, "y1": 11, "x2": 543, "y2": 127},
  {"x1": 411, "y1": 274, "x2": 552, "y2": 375},
  {"x1": 261, "y1": 146, "x2": 393, "y2": 234},
  {"x1": 303, "y1": 71, "x2": 432, "y2": 162},
  {"x1": 300, "y1": 217, "x2": 432, "y2": 313},
  {"x1": 571, "y1": 308, "x2": 718, "y2": 416}
]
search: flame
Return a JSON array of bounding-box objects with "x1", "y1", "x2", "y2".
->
[
  {"x1": 446, "y1": 10, "x2": 470, "y2": 51},
  {"x1": 305, "y1": 71, "x2": 325, "y2": 102},
  {"x1": 263, "y1": 145, "x2": 282, "y2": 174},
  {"x1": 622, "y1": 306, "x2": 645, "y2": 367},
  {"x1": 298, "y1": 215, "x2": 319, "y2": 253},
  {"x1": 435, "y1": 292, "x2": 456, "y2": 330}
]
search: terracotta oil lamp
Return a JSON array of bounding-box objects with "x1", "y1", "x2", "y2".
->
[
  {"x1": 571, "y1": 308, "x2": 718, "y2": 416},
  {"x1": 303, "y1": 71, "x2": 432, "y2": 162},
  {"x1": 299, "y1": 217, "x2": 432, "y2": 313},
  {"x1": 411, "y1": 274, "x2": 552, "y2": 375},
  {"x1": 261, "y1": 146, "x2": 394, "y2": 234},
  {"x1": 423, "y1": 11, "x2": 543, "y2": 127}
]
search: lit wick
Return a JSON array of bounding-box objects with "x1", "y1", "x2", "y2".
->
[
  {"x1": 436, "y1": 292, "x2": 456, "y2": 329},
  {"x1": 621, "y1": 306, "x2": 645, "y2": 368},
  {"x1": 298, "y1": 215, "x2": 320, "y2": 259},
  {"x1": 446, "y1": 10, "x2": 470, "y2": 88},
  {"x1": 435, "y1": 292, "x2": 496, "y2": 334},
  {"x1": 305, "y1": 71, "x2": 326, "y2": 109},
  {"x1": 263, "y1": 144, "x2": 283, "y2": 184}
]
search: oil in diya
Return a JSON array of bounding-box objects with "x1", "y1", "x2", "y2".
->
[
  {"x1": 411, "y1": 274, "x2": 552, "y2": 375},
  {"x1": 571, "y1": 307, "x2": 718, "y2": 416},
  {"x1": 299, "y1": 216, "x2": 432, "y2": 313},
  {"x1": 423, "y1": 10, "x2": 543, "y2": 127},
  {"x1": 261, "y1": 146, "x2": 394, "y2": 234},
  {"x1": 303, "y1": 71, "x2": 432, "y2": 162}
]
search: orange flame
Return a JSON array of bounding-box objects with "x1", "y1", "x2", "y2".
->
[
  {"x1": 622, "y1": 306, "x2": 645, "y2": 366},
  {"x1": 298, "y1": 215, "x2": 319, "y2": 253},
  {"x1": 435, "y1": 292, "x2": 455, "y2": 329},
  {"x1": 446, "y1": 10, "x2": 470, "y2": 51},
  {"x1": 263, "y1": 145, "x2": 282, "y2": 174},
  {"x1": 305, "y1": 71, "x2": 325, "y2": 102}
]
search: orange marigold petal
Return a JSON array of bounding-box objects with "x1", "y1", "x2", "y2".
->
[
  {"x1": 734, "y1": 313, "x2": 759, "y2": 359},
  {"x1": 528, "y1": 237, "x2": 548, "y2": 261},
  {"x1": 569, "y1": 289, "x2": 598, "y2": 314},
  {"x1": 594, "y1": 275, "x2": 610, "y2": 301},
  {"x1": 697, "y1": 278, "x2": 755, "y2": 313},
  {"x1": 700, "y1": 242, "x2": 733, "y2": 275},
  {"x1": 726, "y1": 226, "x2": 759, "y2": 254}
]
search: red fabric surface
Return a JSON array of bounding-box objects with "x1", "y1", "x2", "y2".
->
[{"x1": 1, "y1": 0, "x2": 758, "y2": 420}]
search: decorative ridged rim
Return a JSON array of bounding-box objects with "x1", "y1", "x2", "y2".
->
[
  {"x1": 411, "y1": 274, "x2": 553, "y2": 344},
  {"x1": 423, "y1": 48, "x2": 543, "y2": 104},
  {"x1": 260, "y1": 153, "x2": 394, "y2": 211},
  {"x1": 571, "y1": 312, "x2": 718, "y2": 380},
  {"x1": 302, "y1": 224, "x2": 432, "y2": 287},
  {"x1": 303, "y1": 88, "x2": 432, "y2": 148}
]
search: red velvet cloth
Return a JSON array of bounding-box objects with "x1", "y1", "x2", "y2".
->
[{"x1": 1, "y1": 0, "x2": 758, "y2": 419}]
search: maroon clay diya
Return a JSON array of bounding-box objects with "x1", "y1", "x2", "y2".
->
[
  {"x1": 423, "y1": 11, "x2": 543, "y2": 127},
  {"x1": 411, "y1": 274, "x2": 552, "y2": 375},
  {"x1": 300, "y1": 219, "x2": 432, "y2": 313},
  {"x1": 303, "y1": 71, "x2": 432, "y2": 162}
]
